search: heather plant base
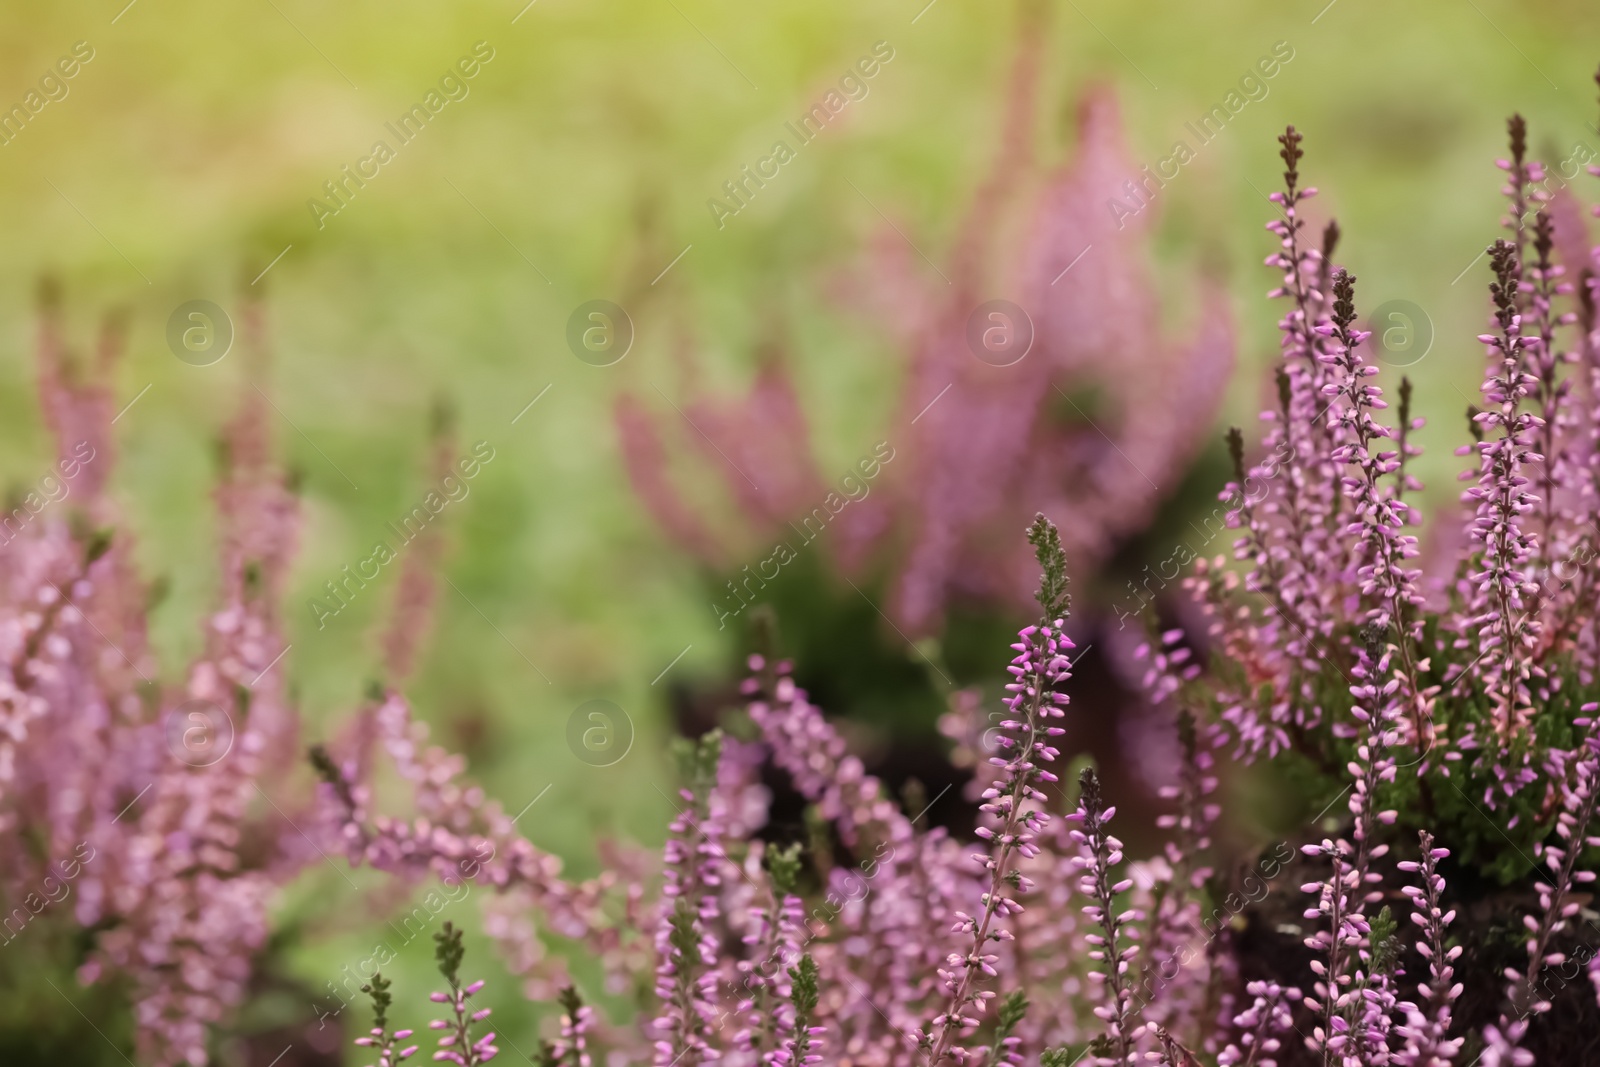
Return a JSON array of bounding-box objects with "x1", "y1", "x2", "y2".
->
[{"x1": 1233, "y1": 846, "x2": 1600, "y2": 1065}]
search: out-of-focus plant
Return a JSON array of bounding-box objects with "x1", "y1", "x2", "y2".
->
[
  {"x1": 0, "y1": 287, "x2": 455, "y2": 1066},
  {"x1": 614, "y1": 10, "x2": 1234, "y2": 639},
  {"x1": 0, "y1": 289, "x2": 309, "y2": 1066}
]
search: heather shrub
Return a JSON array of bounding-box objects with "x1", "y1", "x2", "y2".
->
[
  {"x1": 10, "y1": 54, "x2": 1600, "y2": 1067},
  {"x1": 615, "y1": 29, "x2": 1233, "y2": 796},
  {"x1": 615, "y1": 67, "x2": 1233, "y2": 637},
  {"x1": 0, "y1": 291, "x2": 452, "y2": 1065},
  {"x1": 320, "y1": 104, "x2": 1600, "y2": 1067}
]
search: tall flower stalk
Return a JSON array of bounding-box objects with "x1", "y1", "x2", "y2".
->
[
  {"x1": 1070, "y1": 768, "x2": 1139, "y2": 1065},
  {"x1": 1300, "y1": 837, "x2": 1364, "y2": 1067},
  {"x1": 1260, "y1": 125, "x2": 1339, "y2": 646},
  {"x1": 1502, "y1": 713, "x2": 1600, "y2": 1035},
  {"x1": 428, "y1": 923, "x2": 499, "y2": 1066},
  {"x1": 1395, "y1": 832, "x2": 1463, "y2": 1066},
  {"x1": 1462, "y1": 240, "x2": 1544, "y2": 741},
  {"x1": 924, "y1": 515, "x2": 1072, "y2": 1065},
  {"x1": 354, "y1": 973, "x2": 419, "y2": 1067},
  {"x1": 1318, "y1": 269, "x2": 1428, "y2": 743},
  {"x1": 554, "y1": 986, "x2": 595, "y2": 1067},
  {"x1": 771, "y1": 954, "x2": 823, "y2": 1067},
  {"x1": 653, "y1": 732, "x2": 727, "y2": 1067}
]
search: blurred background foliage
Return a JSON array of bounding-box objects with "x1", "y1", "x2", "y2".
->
[{"x1": 3, "y1": 0, "x2": 1600, "y2": 1061}]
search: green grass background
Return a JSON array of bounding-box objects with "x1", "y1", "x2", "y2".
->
[{"x1": 2, "y1": 0, "x2": 1600, "y2": 1059}]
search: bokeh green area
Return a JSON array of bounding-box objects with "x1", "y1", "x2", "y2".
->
[{"x1": 2, "y1": 0, "x2": 1600, "y2": 1060}]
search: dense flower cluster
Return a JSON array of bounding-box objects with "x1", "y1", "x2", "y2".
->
[{"x1": 1157, "y1": 107, "x2": 1600, "y2": 1063}]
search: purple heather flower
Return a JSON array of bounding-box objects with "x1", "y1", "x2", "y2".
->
[
  {"x1": 1498, "y1": 713, "x2": 1600, "y2": 1040},
  {"x1": 924, "y1": 616, "x2": 1072, "y2": 1065},
  {"x1": 315, "y1": 108, "x2": 1600, "y2": 1067},
  {"x1": 1394, "y1": 833, "x2": 1464, "y2": 1066},
  {"x1": 1069, "y1": 768, "x2": 1140, "y2": 1067},
  {"x1": 1217, "y1": 981, "x2": 1301, "y2": 1067},
  {"x1": 1299, "y1": 838, "x2": 1366, "y2": 1063},
  {"x1": 652, "y1": 733, "x2": 729, "y2": 1067},
  {"x1": 1456, "y1": 238, "x2": 1545, "y2": 744}
]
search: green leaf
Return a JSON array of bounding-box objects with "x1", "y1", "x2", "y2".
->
[
  {"x1": 359, "y1": 971, "x2": 392, "y2": 1031},
  {"x1": 434, "y1": 921, "x2": 466, "y2": 988},
  {"x1": 766, "y1": 842, "x2": 804, "y2": 897}
]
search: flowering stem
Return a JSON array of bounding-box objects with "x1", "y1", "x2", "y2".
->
[
  {"x1": 1473, "y1": 240, "x2": 1541, "y2": 740},
  {"x1": 1074, "y1": 768, "x2": 1136, "y2": 1065},
  {"x1": 429, "y1": 923, "x2": 496, "y2": 1066},
  {"x1": 1509, "y1": 720, "x2": 1600, "y2": 1020},
  {"x1": 774, "y1": 954, "x2": 821, "y2": 1067},
  {"x1": 927, "y1": 624, "x2": 1058, "y2": 1065},
  {"x1": 1396, "y1": 832, "x2": 1460, "y2": 1065},
  {"x1": 1322, "y1": 269, "x2": 1427, "y2": 745}
]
